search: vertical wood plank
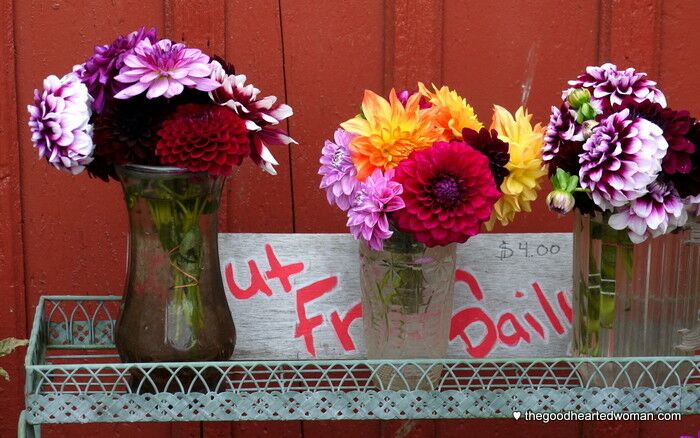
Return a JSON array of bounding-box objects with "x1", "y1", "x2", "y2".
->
[
  {"x1": 0, "y1": 0, "x2": 28, "y2": 436},
  {"x1": 282, "y1": 0, "x2": 385, "y2": 233},
  {"x1": 383, "y1": 0, "x2": 444, "y2": 91},
  {"x1": 220, "y1": 0, "x2": 294, "y2": 233},
  {"x1": 13, "y1": 1, "x2": 169, "y2": 436}
]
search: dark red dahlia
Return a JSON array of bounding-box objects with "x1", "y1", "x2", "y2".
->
[
  {"x1": 671, "y1": 121, "x2": 700, "y2": 198},
  {"x1": 617, "y1": 98, "x2": 695, "y2": 175},
  {"x1": 156, "y1": 104, "x2": 251, "y2": 176},
  {"x1": 392, "y1": 141, "x2": 501, "y2": 247},
  {"x1": 87, "y1": 96, "x2": 163, "y2": 181},
  {"x1": 462, "y1": 127, "x2": 510, "y2": 187}
]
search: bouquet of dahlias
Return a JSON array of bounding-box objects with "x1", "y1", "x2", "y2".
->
[
  {"x1": 27, "y1": 27, "x2": 294, "y2": 335},
  {"x1": 543, "y1": 63, "x2": 699, "y2": 243},
  {"x1": 319, "y1": 83, "x2": 547, "y2": 251}
]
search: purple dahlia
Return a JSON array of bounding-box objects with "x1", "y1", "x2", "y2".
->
[
  {"x1": 542, "y1": 104, "x2": 583, "y2": 173},
  {"x1": 568, "y1": 63, "x2": 666, "y2": 111},
  {"x1": 608, "y1": 179, "x2": 687, "y2": 243},
  {"x1": 672, "y1": 121, "x2": 700, "y2": 198},
  {"x1": 27, "y1": 72, "x2": 94, "y2": 174},
  {"x1": 114, "y1": 38, "x2": 220, "y2": 99},
  {"x1": 209, "y1": 60, "x2": 295, "y2": 174},
  {"x1": 579, "y1": 108, "x2": 668, "y2": 210},
  {"x1": 346, "y1": 169, "x2": 405, "y2": 251},
  {"x1": 79, "y1": 27, "x2": 156, "y2": 113},
  {"x1": 319, "y1": 129, "x2": 358, "y2": 211}
]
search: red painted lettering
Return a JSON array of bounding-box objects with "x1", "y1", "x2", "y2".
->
[
  {"x1": 330, "y1": 302, "x2": 363, "y2": 352},
  {"x1": 449, "y1": 307, "x2": 497, "y2": 358},
  {"x1": 557, "y1": 290, "x2": 573, "y2": 324},
  {"x1": 532, "y1": 282, "x2": 565, "y2": 335},
  {"x1": 523, "y1": 312, "x2": 546, "y2": 340},
  {"x1": 225, "y1": 261, "x2": 273, "y2": 300},
  {"x1": 264, "y1": 244, "x2": 304, "y2": 293},
  {"x1": 497, "y1": 312, "x2": 531, "y2": 346},
  {"x1": 295, "y1": 276, "x2": 337, "y2": 357},
  {"x1": 455, "y1": 269, "x2": 484, "y2": 301}
]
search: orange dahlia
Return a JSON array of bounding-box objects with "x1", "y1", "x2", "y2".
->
[
  {"x1": 418, "y1": 82, "x2": 482, "y2": 140},
  {"x1": 340, "y1": 89, "x2": 442, "y2": 180}
]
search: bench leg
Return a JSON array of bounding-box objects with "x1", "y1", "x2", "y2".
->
[{"x1": 18, "y1": 411, "x2": 40, "y2": 438}]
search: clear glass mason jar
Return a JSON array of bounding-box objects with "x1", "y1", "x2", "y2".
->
[
  {"x1": 360, "y1": 230, "x2": 457, "y2": 390},
  {"x1": 115, "y1": 165, "x2": 235, "y2": 392},
  {"x1": 573, "y1": 211, "x2": 700, "y2": 385}
]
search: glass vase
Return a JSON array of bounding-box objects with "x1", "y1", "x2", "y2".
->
[
  {"x1": 360, "y1": 230, "x2": 457, "y2": 390},
  {"x1": 573, "y1": 211, "x2": 700, "y2": 386},
  {"x1": 115, "y1": 164, "x2": 235, "y2": 393}
]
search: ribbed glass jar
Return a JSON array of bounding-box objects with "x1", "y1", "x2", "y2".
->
[
  {"x1": 360, "y1": 230, "x2": 457, "y2": 390},
  {"x1": 572, "y1": 211, "x2": 700, "y2": 385}
]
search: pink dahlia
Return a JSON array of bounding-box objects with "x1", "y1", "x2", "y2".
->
[
  {"x1": 346, "y1": 169, "x2": 405, "y2": 251},
  {"x1": 319, "y1": 129, "x2": 358, "y2": 211},
  {"x1": 579, "y1": 109, "x2": 668, "y2": 210},
  {"x1": 209, "y1": 60, "x2": 295, "y2": 174},
  {"x1": 27, "y1": 72, "x2": 94, "y2": 174},
  {"x1": 79, "y1": 27, "x2": 156, "y2": 112},
  {"x1": 114, "y1": 39, "x2": 220, "y2": 99},
  {"x1": 392, "y1": 141, "x2": 501, "y2": 247},
  {"x1": 568, "y1": 63, "x2": 666, "y2": 111},
  {"x1": 609, "y1": 179, "x2": 687, "y2": 243}
]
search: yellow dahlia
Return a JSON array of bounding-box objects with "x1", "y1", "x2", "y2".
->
[
  {"x1": 485, "y1": 105, "x2": 547, "y2": 230},
  {"x1": 340, "y1": 89, "x2": 442, "y2": 180},
  {"x1": 418, "y1": 82, "x2": 482, "y2": 140}
]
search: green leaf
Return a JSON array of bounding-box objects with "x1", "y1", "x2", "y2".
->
[
  {"x1": 0, "y1": 367, "x2": 8, "y2": 381},
  {"x1": 0, "y1": 338, "x2": 28, "y2": 357},
  {"x1": 179, "y1": 228, "x2": 202, "y2": 259},
  {"x1": 566, "y1": 175, "x2": 580, "y2": 192}
]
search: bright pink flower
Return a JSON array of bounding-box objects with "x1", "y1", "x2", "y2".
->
[{"x1": 392, "y1": 141, "x2": 501, "y2": 247}]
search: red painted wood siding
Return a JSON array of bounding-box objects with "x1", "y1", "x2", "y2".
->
[{"x1": 2, "y1": 1, "x2": 700, "y2": 436}]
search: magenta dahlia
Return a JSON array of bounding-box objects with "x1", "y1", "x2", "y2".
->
[
  {"x1": 79, "y1": 27, "x2": 156, "y2": 112},
  {"x1": 346, "y1": 169, "x2": 405, "y2": 251},
  {"x1": 114, "y1": 39, "x2": 220, "y2": 99},
  {"x1": 27, "y1": 72, "x2": 94, "y2": 174},
  {"x1": 209, "y1": 60, "x2": 295, "y2": 174},
  {"x1": 391, "y1": 141, "x2": 501, "y2": 247},
  {"x1": 608, "y1": 179, "x2": 687, "y2": 243},
  {"x1": 156, "y1": 104, "x2": 250, "y2": 176},
  {"x1": 568, "y1": 63, "x2": 666, "y2": 111},
  {"x1": 319, "y1": 129, "x2": 358, "y2": 211},
  {"x1": 579, "y1": 108, "x2": 668, "y2": 210}
]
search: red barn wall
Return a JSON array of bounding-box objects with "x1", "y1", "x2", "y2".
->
[{"x1": 1, "y1": 0, "x2": 699, "y2": 436}]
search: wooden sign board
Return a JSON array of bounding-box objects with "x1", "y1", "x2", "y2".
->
[{"x1": 219, "y1": 233, "x2": 573, "y2": 360}]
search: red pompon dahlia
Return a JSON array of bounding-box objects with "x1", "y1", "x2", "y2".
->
[
  {"x1": 392, "y1": 141, "x2": 501, "y2": 247},
  {"x1": 156, "y1": 104, "x2": 250, "y2": 176}
]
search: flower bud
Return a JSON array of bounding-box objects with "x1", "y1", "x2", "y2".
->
[
  {"x1": 567, "y1": 88, "x2": 591, "y2": 109},
  {"x1": 546, "y1": 190, "x2": 575, "y2": 215}
]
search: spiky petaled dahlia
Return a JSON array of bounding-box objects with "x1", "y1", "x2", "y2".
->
[
  {"x1": 79, "y1": 27, "x2": 156, "y2": 113},
  {"x1": 114, "y1": 39, "x2": 220, "y2": 99},
  {"x1": 418, "y1": 82, "x2": 482, "y2": 140},
  {"x1": 485, "y1": 106, "x2": 547, "y2": 230},
  {"x1": 392, "y1": 141, "x2": 500, "y2": 247},
  {"x1": 156, "y1": 104, "x2": 250, "y2": 176},
  {"x1": 579, "y1": 108, "x2": 668, "y2": 210},
  {"x1": 88, "y1": 96, "x2": 164, "y2": 181},
  {"x1": 672, "y1": 121, "x2": 700, "y2": 198},
  {"x1": 568, "y1": 63, "x2": 667, "y2": 111},
  {"x1": 617, "y1": 98, "x2": 695, "y2": 175},
  {"x1": 27, "y1": 72, "x2": 94, "y2": 174},
  {"x1": 340, "y1": 89, "x2": 443, "y2": 180},
  {"x1": 609, "y1": 179, "x2": 687, "y2": 243},
  {"x1": 462, "y1": 127, "x2": 510, "y2": 187},
  {"x1": 319, "y1": 129, "x2": 358, "y2": 211},
  {"x1": 346, "y1": 169, "x2": 405, "y2": 251},
  {"x1": 208, "y1": 60, "x2": 294, "y2": 175}
]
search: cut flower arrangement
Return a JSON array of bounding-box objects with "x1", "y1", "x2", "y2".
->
[
  {"x1": 542, "y1": 63, "x2": 700, "y2": 359},
  {"x1": 27, "y1": 27, "x2": 295, "y2": 365},
  {"x1": 319, "y1": 83, "x2": 547, "y2": 250}
]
